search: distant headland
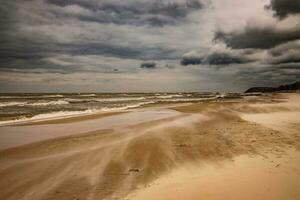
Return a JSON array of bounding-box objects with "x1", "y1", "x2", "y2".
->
[{"x1": 245, "y1": 82, "x2": 300, "y2": 93}]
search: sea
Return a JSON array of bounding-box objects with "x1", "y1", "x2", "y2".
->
[{"x1": 0, "y1": 92, "x2": 246, "y2": 125}]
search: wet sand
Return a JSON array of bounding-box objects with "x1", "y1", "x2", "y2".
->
[
  {"x1": 0, "y1": 93, "x2": 299, "y2": 200},
  {"x1": 0, "y1": 109, "x2": 181, "y2": 149}
]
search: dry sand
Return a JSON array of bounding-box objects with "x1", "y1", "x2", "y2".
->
[
  {"x1": 128, "y1": 149, "x2": 300, "y2": 200},
  {"x1": 0, "y1": 93, "x2": 299, "y2": 200}
]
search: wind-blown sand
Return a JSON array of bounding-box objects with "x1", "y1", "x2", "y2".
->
[
  {"x1": 0, "y1": 93, "x2": 299, "y2": 200},
  {"x1": 128, "y1": 149, "x2": 300, "y2": 200}
]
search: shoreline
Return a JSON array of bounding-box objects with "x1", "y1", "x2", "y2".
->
[
  {"x1": 0, "y1": 102, "x2": 194, "y2": 127},
  {"x1": 0, "y1": 109, "x2": 181, "y2": 150},
  {"x1": 0, "y1": 92, "x2": 226, "y2": 126}
]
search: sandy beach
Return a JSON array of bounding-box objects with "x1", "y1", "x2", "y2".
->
[
  {"x1": 2, "y1": 0, "x2": 299, "y2": 199},
  {"x1": 0, "y1": 93, "x2": 300, "y2": 200}
]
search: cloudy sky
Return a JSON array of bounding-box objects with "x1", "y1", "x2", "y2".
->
[{"x1": 0, "y1": 0, "x2": 299, "y2": 92}]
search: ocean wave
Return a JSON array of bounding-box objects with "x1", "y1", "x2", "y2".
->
[
  {"x1": 29, "y1": 100, "x2": 69, "y2": 106},
  {"x1": 64, "y1": 97, "x2": 147, "y2": 103},
  {"x1": 0, "y1": 101, "x2": 154, "y2": 126},
  {"x1": 0, "y1": 102, "x2": 26, "y2": 107},
  {"x1": 100, "y1": 101, "x2": 154, "y2": 111},
  {"x1": 0, "y1": 100, "x2": 69, "y2": 108},
  {"x1": 155, "y1": 94, "x2": 184, "y2": 99},
  {"x1": 95, "y1": 97, "x2": 147, "y2": 102},
  {"x1": 79, "y1": 94, "x2": 97, "y2": 97},
  {"x1": 30, "y1": 110, "x2": 96, "y2": 120},
  {"x1": 41, "y1": 94, "x2": 64, "y2": 98},
  {"x1": 0, "y1": 96, "x2": 32, "y2": 99},
  {"x1": 0, "y1": 96, "x2": 17, "y2": 99},
  {"x1": 0, "y1": 110, "x2": 98, "y2": 126},
  {"x1": 158, "y1": 97, "x2": 218, "y2": 102},
  {"x1": 0, "y1": 94, "x2": 64, "y2": 99}
]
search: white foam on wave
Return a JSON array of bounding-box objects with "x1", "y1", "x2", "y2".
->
[
  {"x1": 95, "y1": 97, "x2": 146, "y2": 102},
  {"x1": 29, "y1": 100, "x2": 69, "y2": 106},
  {"x1": 0, "y1": 96, "x2": 17, "y2": 99},
  {"x1": 158, "y1": 97, "x2": 218, "y2": 102},
  {"x1": 41, "y1": 94, "x2": 64, "y2": 98},
  {"x1": 100, "y1": 101, "x2": 154, "y2": 111},
  {"x1": 0, "y1": 100, "x2": 69, "y2": 108},
  {"x1": 155, "y1": 94, "x2": 184, "y2": 99},
  {"x1": 31, "y1": 110, "x2": 96, "y2": 120},
  {"x1": 0, "y1": 110, "x2": 98, "y2": 126},
  {"x1": 63, "y1": 97, "x2": 147, "y2": 103},
  {"x1": 79, "y1": 94, "x2": 97, "y2": 97},
  {"x1": 0, "y1": 102, "x2": 26, "y2": 107}
]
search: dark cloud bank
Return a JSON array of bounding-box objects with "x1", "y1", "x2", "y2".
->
[
  {"x1": 214, "y1": 27, "x2": 300, "y2": 50},
  {"x1": 140, "y1": 61, "x2": 156, "y2": 69},
  {"x1": 181, "y1": 52, "x2": 251, "y2": 66},
  {"x1": 266, "y1": 0, "x2": 300, "y2": 18}
]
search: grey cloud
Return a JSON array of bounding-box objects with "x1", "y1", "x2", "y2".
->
[
  {"x1": 0, "y1": 40, "x2": 180, "y2": 72},
  {"x1": 213, "y1": 5, "x2": 300, "y2": 68},
  {"x1": 47, "y1": 0, "x2": 203, "y2": 17},
  {"x1": 1, "y1": 0, "x2": 299, "y2": 92},
  {"x1": 214, "y1": 24, "x2": 300, "y2": 49},
  {"x1": 268, "y1": 51, "x2": 300, "y2": 65},
  {"x1": 0, "y1": 0, "x2": 193, "y2": 74},
  {"x1": 266, "y1": 0, "x2": 300, "y2": 18},
  {"x1": 0, "y1": 54, "x2": 145, "y2": 75},
  {"x1": 268, "y1": 40, "x2": 300, "y2": 56},
  {"x1": 180, "y1": 57, "x2": 202, "y2": 66},
  {"x1": 180, "y1": 52, "x2": 202, "y2": 65},
  {"x1": 267, "y1": 40, "x2": 300, "y2": 64},
  {"x1": 47, "y1": 0, "x2": 204, "y2": 27},
  {"x1": 180, "y1": 51, "x2": 252, "y2": 66},
  {"x1": 206, "y1": 52, "x2": 251, "y2": 65},
  {"x1": 140, "y1": 61, "x2": 156, "y2": 69}
]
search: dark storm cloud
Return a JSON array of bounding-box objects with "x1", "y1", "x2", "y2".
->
[
  {"x1": 180, "y1": 54, "x2": 202, "y2": 65},
  {"x1": 47, "y1": 0, "x2": 204, "y2": 27},
  {"x1": 180, "y1": 51, "x2": 252, "y2": 66},
  {"x1": 266, "y1": 0, "x2": 300, "y2": 18},
  {"x1": 214, "y1": 25, "x2": 300, "y2": 49},
  {"x1": 0, "y1": 57, "x2": 70, "y2": 74},
  {"x1": 140, "y1": 61, "x2": 156, "y2": 69},
  {"x1": 271, "y1": 56, "x2": 300, "y2": 65},
  {"x1": 206, "y1": 52, "x2": 251, "y2": 65},
  {"x1": 0, "y1": 55, "x2": 103, "y2": 74}
]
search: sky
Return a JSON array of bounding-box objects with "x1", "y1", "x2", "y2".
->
[{"x1": 0, "y1": 0, "x2": 299, "y2": 92}]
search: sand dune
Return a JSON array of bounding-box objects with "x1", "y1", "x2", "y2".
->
[{"x1": 0, "y1": 93, "x2": 299, "y2": 200}]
